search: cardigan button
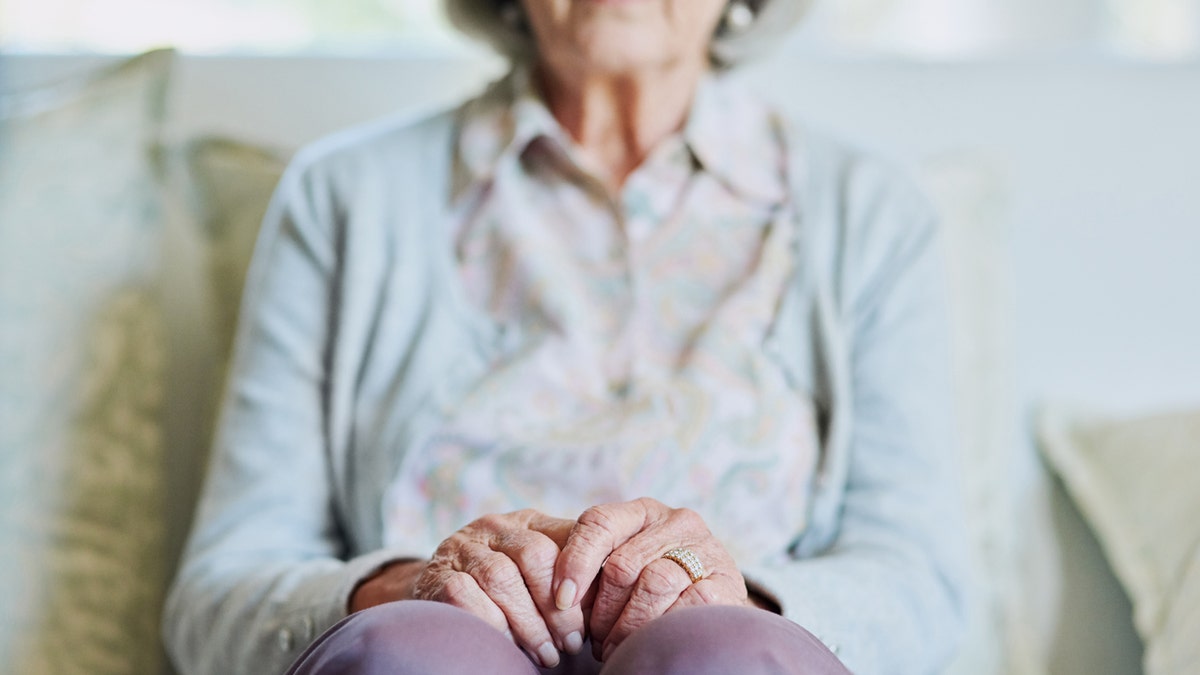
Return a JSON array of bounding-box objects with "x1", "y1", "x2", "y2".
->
[{"x1": 277, "y1": 627, "x2": 295, "y2": 652}]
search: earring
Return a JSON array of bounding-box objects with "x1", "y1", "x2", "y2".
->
[{"x1": 724, "y1": 0, "x2": 755, "y2": 33}]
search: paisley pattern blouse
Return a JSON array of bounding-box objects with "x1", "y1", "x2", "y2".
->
[{"x1": 382, "y1": 69, "x2": 819, "y2": 564}]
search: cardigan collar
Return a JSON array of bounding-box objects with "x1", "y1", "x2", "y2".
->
[{"x1": 455, "y1": 66, "x2": 786, "y2": 206}]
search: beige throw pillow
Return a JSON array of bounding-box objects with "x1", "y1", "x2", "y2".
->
[
  {"x1": 184, "y1": 137, "x2": 287, "y2": 364},
  {"x1": 0, "y1": 50, "x2": 174, "y2": 675},
  {"x1": 1039, "y1": 407, "x2": 1200, "y2": 675}
]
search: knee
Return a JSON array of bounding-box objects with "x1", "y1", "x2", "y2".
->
[
  {"x1": 343, "y1": 602, "x2": 443, "y2": 659},
  {"x1": 288, "y1": 601, "x2": 535, "y2": 675},
  {"x1": 605, "y1": 605, "x2": 850, "y2": 675}
]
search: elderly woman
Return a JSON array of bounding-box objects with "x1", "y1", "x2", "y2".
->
[{"x1": 164, "y1": 0, "x2": 967, "y2": 673}]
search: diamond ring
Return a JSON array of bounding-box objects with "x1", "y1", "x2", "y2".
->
[{"x1": 662, "y1": 547, "x2": 706, "y2": 583}]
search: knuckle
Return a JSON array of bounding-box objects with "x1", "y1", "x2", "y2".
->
[
  {"x1": 636, "y1": 496, "x2": 664, "y2": 511},
  {"x1": 411, "y1": 561, "x2": 450, "y2": 601},
  {"x1": 410, "y1": 574, "x2": 435, "y2": 601},
  {"x1": 491, "y1": 530, "x2": 521, "y2": 552},
  {"x1": 577, "y1": 505, "x2": 619, "y2": 536},
  {"x1": 512, "y1": 535, "x2": 558, "y2": 572},
  {"x1": 431, "y1": 537, "x2": 460, "y2": 560},
  {"x1": 673, "y1": 507, "x2": 706, "y2": 531},
  {"x1": 472, "y1": 513, "x2": 505, "y2": 531},
  {"x1": 639, "y1": 562, "x2": 680, "y2": 597},
  {"x1": 686, "y1": 580, "x2": 723, "y2": 606},
  {"x1": 438, "y1": 571, "x2": 476, "y2": 603},
  {"x1": 470, "y1": 555, "x2": 516, "y2": 592},
  {"x1": 601, "y1": 552, "x2": 644, "y2": 588}
]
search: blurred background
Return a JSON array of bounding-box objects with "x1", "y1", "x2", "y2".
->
[
  {"x1": 2, "y1": 2, "x2": 1198, "y2": 675},
  {"x1": 3, "y1": 0, "x2": 1200, "y2": 59}
]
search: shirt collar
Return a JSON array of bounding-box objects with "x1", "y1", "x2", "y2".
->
[
  {"x1": 456, "y1": 67, "x2": 786, "y2": 204},
  {"x1": 456, "y1": 67, "x2": 568, "y2": 191},
  {"x1": 683, "y1": 73, "x2": 787, "y2": 205}
]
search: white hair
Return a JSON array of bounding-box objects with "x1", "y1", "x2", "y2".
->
[{"x1": 443, "y1": 0, "x2": 813, "y2": 69}]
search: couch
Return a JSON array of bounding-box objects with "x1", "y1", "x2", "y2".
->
[{"x1": 3, "y1": 47, "x2": 1198, "y2": 675}]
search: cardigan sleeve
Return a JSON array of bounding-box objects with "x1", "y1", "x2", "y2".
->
[
  {"x1": 742, "y1": 157, "x2": 969, "y2": 675},
  {"x1": 161, "y1": 151, "x2": 408, "y2": 675}
]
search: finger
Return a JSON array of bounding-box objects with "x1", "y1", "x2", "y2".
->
[
  {"x1": 412, "y1": 566, "x2": 509, "y2": 635},
  {"x1": 553, "y1": 499, "x2": 663, "y2": 611},
  {"x1": 577, "y1": 574, "x2": 600, "y2": 640},
  {"x1": 598, "y1": 558, "x2": 691, "y2": 660},
  {"x1": 460, "y1": 543, "x2": 561, "y2": 668},
  {"x1": 668, "y1": 572, "x2": 747, "y2": 612},
  {"x1": 524, "y1": 512, "x2": 577, "y2": 549},
  {"x1": 492, "y1": 529, "x2": 587, "y2": 656},
  {"x1": 586, "y1": 506, "x2": 708, "y2": 641}
]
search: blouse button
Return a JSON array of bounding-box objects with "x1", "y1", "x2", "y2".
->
[{"x1": 277, "y1": 627, "x2": 294, "y2": 652}]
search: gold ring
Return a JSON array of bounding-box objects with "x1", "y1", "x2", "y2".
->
[{"x1": 662, "y1": 547, "x2": 706, "y2": 583}]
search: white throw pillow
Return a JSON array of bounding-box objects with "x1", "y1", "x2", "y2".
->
[
  {"x1": 1039, "y1": 407, "x2": 1200, "y2": 675},
  {"x1": 0, "y1": 50, "x2": 173, "y2": 675},
  {"x1": 920, "y1": 155, "x2": 1016, "y2": 675}
]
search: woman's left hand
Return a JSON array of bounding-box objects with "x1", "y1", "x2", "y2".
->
[{"x1": 551, "y1": 497, "x2": 751, "y2": 660}]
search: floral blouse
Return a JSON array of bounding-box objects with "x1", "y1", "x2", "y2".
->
[{"x1": 382, "y1": 69, "x2": 819, "y2": 564}]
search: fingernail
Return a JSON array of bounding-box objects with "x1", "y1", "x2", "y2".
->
[
  {"x1": 537, "y1": 642, "x2": 559, "y2": 668},
  {"x1": 555, "y1": 579, "x2": 577, "y2": 611},
  {"x1": 503, "y1": 628, "x2": 514, "y2": 643},
  {"x1": 564, "y1": 631, "x2": 583, "y2": 655},
  {"x1": 601, "y1": 642, "x2": 616, "y2": 662}
]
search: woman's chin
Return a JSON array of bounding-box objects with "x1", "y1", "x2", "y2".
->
[
  {"x1": 564, "y1": 37, "x2": 691, "y2": 77},
  {"x1": 528, "y1": 0, "x2": 720, "y2": 77}
]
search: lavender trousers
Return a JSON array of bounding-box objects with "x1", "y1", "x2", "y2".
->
[{"x1": 285, "y1": 601, "x2": 852, "y2": 675}]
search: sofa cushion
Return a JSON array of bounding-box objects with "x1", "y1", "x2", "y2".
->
[
  {"x1": 920, "y1": 155, "x2": 1014, "y2": 675},
  {"x1": 183, "y1": 137, "x2": 287, "y2": 364},
  {"x1": 0, "y1": 49, "x2": 173, "y2": 675},
  {"x1": 1039, "y1": 407, "x2": 1200, "y2": 675}
]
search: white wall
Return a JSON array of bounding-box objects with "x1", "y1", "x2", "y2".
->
[{"x1": 735, "y1": 49, "x2": 1200, "y2": 418}]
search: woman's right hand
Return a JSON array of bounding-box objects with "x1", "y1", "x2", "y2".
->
[{"x1": 349, "y1": 509, "x2": 585, "y2": 669}]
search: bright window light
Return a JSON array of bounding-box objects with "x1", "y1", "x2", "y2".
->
[
  {"x1": 1, "y1": 0, "x2": 1197, "y2": 59},
  {"x1": 0, "y1": 0, "x2": 466, "y2": 54}
]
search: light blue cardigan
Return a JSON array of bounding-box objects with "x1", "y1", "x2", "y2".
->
[{"x1": 164, "y1": 100, "x2": 967, "y2": 675}]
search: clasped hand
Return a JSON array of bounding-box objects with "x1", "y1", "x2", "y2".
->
[{"x1": 350, "y1": 498, "x2": 752, "y2": 668}]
